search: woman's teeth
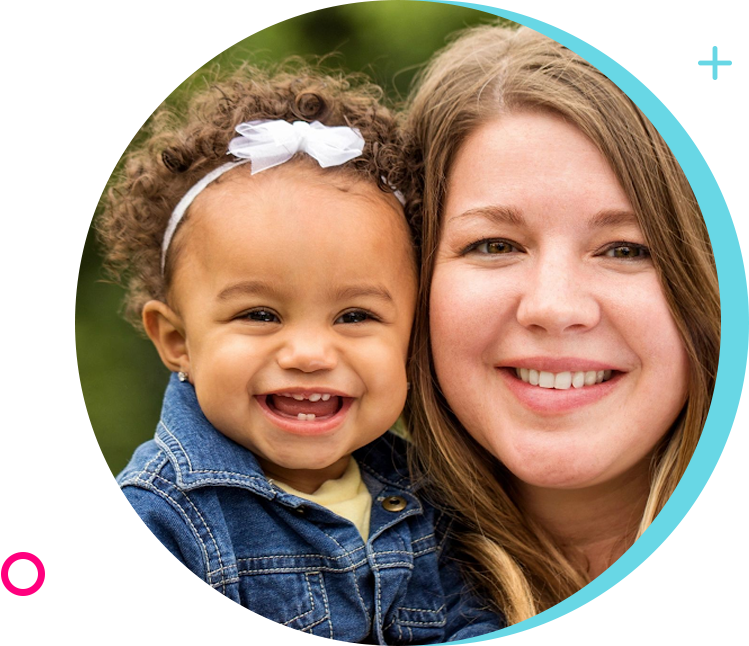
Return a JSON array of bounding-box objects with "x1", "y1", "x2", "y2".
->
[{"x1": 514, "y1": 368, "x2": 613, "y2": 389}]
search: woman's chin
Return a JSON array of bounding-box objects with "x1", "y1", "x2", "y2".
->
[{"x1": 502, "y1": 446, "x2": 651, "y2": 495}]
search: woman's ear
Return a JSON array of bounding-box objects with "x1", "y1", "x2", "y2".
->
[{"x1": 142, "y1": 300, "x2": 189, "y2": 373}]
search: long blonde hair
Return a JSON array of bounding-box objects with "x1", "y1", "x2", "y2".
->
[{"x1": 399, "y1": 25, "x2": 720, "y2": 623}]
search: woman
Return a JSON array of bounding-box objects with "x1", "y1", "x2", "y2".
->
[{"x1": 399, "y1": 24, "x2": 720, "y2": 624}]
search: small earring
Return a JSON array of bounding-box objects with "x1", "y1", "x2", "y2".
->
[
  {"x1": 178, "y1": 371, "x2": 188, "y2": 382},
  {"x1": 406, "y1": 381, "x2": 411, "y2": 390}
]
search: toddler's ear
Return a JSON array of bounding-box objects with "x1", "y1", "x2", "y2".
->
[{"x1": 142, "y1": 300, "x2": 189, "y2": 373}]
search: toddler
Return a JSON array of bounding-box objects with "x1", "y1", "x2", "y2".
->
[{"x1": 99, "y1": 65, "x2": 502, "y2": 643}]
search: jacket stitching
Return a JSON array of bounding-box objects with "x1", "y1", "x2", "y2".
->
[
  {"x1": 231, "y1": 546, "x2": 431, "y2": 564},
  {"x1": 149, "y1": 473, "x2": 227, "y2": 583},
  {"x1": 234, "y1": 543, "x2": 433, "y2": 561},
  {"x1": 125, "y1": 477, "x2": 211, "y2": 576},
  {"x1": 158, "y1": 421, "x2": 193, "y2": 472},
  {"x1": 398, "y1": 605, "x2": 446, "y2": 614},
  {"x1": 316, "y1": 528, "x2": 371, "y2": 626},
  {"x1": 401, "y1": 618, "x2": 447, "y2": 628},
  {"x1": 159, "y1": 422, "x2": 270, "y2": 485},
  {"x1": 319, "y1": 573, "x2": 333, "y2": 640},
  {"x1": 237, "y1": 550, "x2": 364, "y2": 562},
  {"x1": 232, "y1": 559, "x2": 419, "y2": 577},
  {"x1": 141, "y1": 451, "x2": 166, "y2": 483},
  {"x1": 282, "y1": 573, "x2": 317, "y2": 625}
]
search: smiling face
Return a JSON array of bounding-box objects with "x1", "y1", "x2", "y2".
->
[
  {"x1": 430, "y1": 111, "x2": 690, "y2": 493},
  {"x1": 161, "y1": 164, "x2": 416, "y2": 490}
]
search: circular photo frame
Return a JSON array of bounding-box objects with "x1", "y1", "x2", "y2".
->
[{"x1": 76, "y1": 0, "x2": 749, "y2": 644}]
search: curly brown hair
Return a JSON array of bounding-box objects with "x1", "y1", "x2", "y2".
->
[{"x1": 98, "y1": 61, "x2": 405, "y2": 332}]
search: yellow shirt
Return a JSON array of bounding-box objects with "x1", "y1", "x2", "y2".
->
[{"x1": 275, "y1": 459, "x2": 372, "y2": 540}]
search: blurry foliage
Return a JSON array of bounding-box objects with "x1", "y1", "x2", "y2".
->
[{"x1": 77, "y1": 1, "x2": 515, "y2": 475}]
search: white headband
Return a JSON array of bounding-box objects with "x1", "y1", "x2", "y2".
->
[{"x1": 160, "y1": 119, "x2": 367, "y2": 272}]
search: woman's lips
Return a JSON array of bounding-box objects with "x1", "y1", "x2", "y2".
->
[
  {"x1": 256, "y1": 393, "x2": 353, "y2": 435},
  {"x1": 498, "y1": 366, "x2": 622, "y2": 414}
]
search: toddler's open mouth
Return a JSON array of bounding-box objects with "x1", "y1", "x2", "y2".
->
[{"x1": 261, "y1": 392, "x2": 346, "y2": 421}]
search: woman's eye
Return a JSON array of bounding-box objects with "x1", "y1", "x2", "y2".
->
[
  {"x1": 466, "y1": 239, "x2": 519, "y2": 255},
  {"x1": 336, "y1": 310, "x2": 376, "y2": 324},
  {"x1": 603, "y1": 243, "x2": 650, "y2": 260},
  {"x1": 241, "y1": 309, "x2": 279, "y2": 323}
]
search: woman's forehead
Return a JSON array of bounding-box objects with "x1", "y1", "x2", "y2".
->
[{"x1": 443, "y1": 112, "x2": 632, "y2": 228}]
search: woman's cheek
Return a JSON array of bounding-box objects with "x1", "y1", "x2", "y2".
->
[
  {"x1": 431, "y1": 265, "x2": 498, "y2": 385},
  {"x1": 430, "y1": 265, "x2": 468, "y2": 362}
]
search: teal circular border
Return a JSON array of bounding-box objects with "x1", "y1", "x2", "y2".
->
[{"x1": 436, "y1": 0, "x2": 749, "y2": 646}]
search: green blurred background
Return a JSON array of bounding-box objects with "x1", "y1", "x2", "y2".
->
[{"x1": 76, "y1": 1, "x2": 515, "y2": 476}]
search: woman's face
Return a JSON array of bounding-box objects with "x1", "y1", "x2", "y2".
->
[{"x1": 430, "y1": 111, "x2": 689, "y2": 492}]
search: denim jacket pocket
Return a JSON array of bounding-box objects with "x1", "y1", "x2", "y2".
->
[
  {"x1": 392, "y1": 602, "x2": 447, "y2": 643},
  {"x1": 239, "y1": 570, "x2": 332, "y2": 637}
]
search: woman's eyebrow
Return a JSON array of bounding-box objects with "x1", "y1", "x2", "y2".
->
[
  {"x1": 451, "y1": 205, "x2": 525, "y2": 227},
  {"x1": 452, "y1": 207, "x2": 638, "y2": 229},
  {"x1": 590, "y1": 209, "x2": 639, "y2": 229}
]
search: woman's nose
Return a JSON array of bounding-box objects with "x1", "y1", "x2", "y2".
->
[
  {"x1": 276, "y1": 330, "x2": 338, "y2": 372},
  {"x1": 515, "y1": 254, "x2": 601, "y2": 334}
]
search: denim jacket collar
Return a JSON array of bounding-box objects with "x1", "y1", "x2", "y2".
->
[
  {"x1": 155, "y1": 373, "x2": 417, "y2": 504},
  {"x1": 156, "y1": 374, "x2": 277, "y2": 499}
]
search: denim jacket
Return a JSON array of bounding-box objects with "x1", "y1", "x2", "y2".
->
[{"x1": 118, "y1": 375, "x2": 503, "y2": 643}]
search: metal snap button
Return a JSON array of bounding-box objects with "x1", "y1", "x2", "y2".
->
[{"x1": 382, "y1": 496, "x2": 407, "y2": 512}]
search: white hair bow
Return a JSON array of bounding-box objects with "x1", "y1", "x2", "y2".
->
[
  {"x1": 228, "y1": 120, "x2": 365, "y2": 173},
  {"x1": 161, "y1": 120, "x2": 366, "y2": 271}
]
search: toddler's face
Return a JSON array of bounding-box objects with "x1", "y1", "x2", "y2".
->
[{"x1": 165, "y1": 165, "x2": 416, "y2": 491}]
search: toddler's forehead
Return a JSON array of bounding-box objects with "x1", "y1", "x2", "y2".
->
[
  {"x1": 170, "y1": 162, "x2": 414, "y2": 287},
  {"x1": 193, "y1": 163, "x2": 405, "y2": 232}
]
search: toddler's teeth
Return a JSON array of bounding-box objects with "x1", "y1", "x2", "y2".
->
[
  {"x1": 321, "y1": 394, "x2": 331, "y2": 401},
  {"x1": 603, "y1": 369, "x2": 612, "y2": 380},
  {"x1": 596, "y1": 370, "x2": 604, "y2": 384},
  {"x1": 515, "y1": 368, "x2": 522, "y2": 379},
  {"x1": 584, "y1": 371, "x2": 597, "y2": 386},
  {"x1": 307, "y1": 414, "x2": 315, "y2": 421},
  {"x1": 297, "y1": 413, "x2": 306, "y2": 420},
  {"x1": 292, "y1": 394, "x2": 305, "y2": 401},
  {"x1": 572, "y1": 371, "x2": 585, "y2": 388},
  {"x1": 529, "y1": 369, "x2": 540, "y2": 386},
  {"x1": 539, "y1": 371, "x2": 554, "y2": 388},
  {"x1": 520, "y1": 368, "x2": 529, "y2": 382},
  {"x1": 308, "y1": 393, "x2": 322, "y2": 402}
]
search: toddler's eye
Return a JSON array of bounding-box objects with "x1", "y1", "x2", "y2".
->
[
  {"x1": 603, "y1": 243, "x2": 650, "y2": 260},
  {"x1": 242, "y1": 309, "x2": 279, "y2": 323},
  {"x1": 336, "y1": 310, "x2": 376, "y2": 324}
]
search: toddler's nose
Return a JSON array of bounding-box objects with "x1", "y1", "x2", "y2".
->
[{"x1": 276, "y1": 331, "x2": 338, "y2": 373}]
